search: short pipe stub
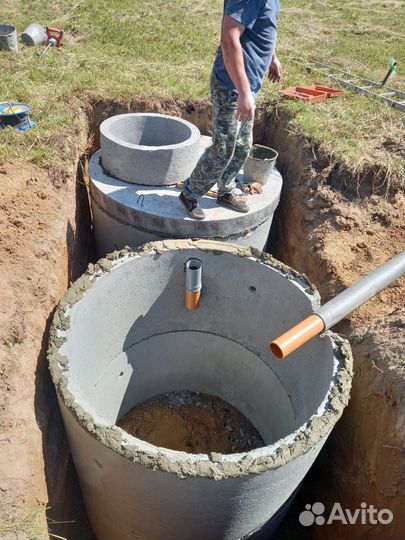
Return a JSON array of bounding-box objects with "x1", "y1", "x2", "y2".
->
[
  {"x1": 270, "y1": 314, "x2": 325, "y2": 360},
  {"x1": 185, "y1": 258, "x2": 202, "y2": 310}
]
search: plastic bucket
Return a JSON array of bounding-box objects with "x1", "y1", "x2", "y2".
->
[
  {"x1": 22, "y1": 23, "x2": 48, "y2": 46},
  {"x1": 244, "y1": 144, "x2": 279, "y2": 185},
  {"x1": 0, "y1": 24, "x2": 19, "y2": 53},
  {"x1": 0, "y1": 103, "x2": 36, "y2": 132},
  {"x1": 0, "y1": 103, "x2": 31, "y2": 129}
]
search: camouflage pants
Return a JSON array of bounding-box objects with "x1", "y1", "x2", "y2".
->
[{"x1": 183, "y1": 70, "x2": 254, "y2": 199}]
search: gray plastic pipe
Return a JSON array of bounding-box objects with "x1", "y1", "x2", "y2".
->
[
  {"x1": 185, "y1": 258, "x2": 202, "y2": 310},
  {"x1": 271, "y1": 250, "x2": 405, "y2": 359}
]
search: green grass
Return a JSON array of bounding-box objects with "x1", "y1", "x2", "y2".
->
[
  {"x1": 0, "y1": 0, "x2": 404, "y2": 180},
  {"x1": 265, "y1": 0, "x2": 405, "y2": 178},
  {"x1": 0, "y1": 503, "x2": 47, "y2": 539}
]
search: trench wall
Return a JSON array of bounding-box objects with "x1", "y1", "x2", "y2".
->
[
  {"x1": 264, "y1": 108, "x2": 405, "y2": 540},
  {"x1": 0, "y1": 114, "x2": 93, "y2": 539}
]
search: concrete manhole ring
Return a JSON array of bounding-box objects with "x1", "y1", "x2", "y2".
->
[
  {"x1": 100, "y1": 113, "x2": 201, "y2": 185},
  {"x1": 48, "y1": 240, "x2": 353, "y2": 540}
]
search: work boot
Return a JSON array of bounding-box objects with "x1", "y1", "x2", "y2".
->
[
  {"x1": 217, "y1": 193, "x2": 249, "y2": 213},
  {"x1": 179, "y1": 192, "x2": 206, "y2": 220}
]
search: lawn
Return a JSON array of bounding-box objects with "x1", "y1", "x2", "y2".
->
[{"x1": 0, "y1": 0, "x2": 404, "y2": 179}]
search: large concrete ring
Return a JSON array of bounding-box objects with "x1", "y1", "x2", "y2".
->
[
  {"x1": 48, "y1": 240, "x2": 353, "y2": 540},
  {"x1": 100, "y1": 113, "x2": 201, "y2": 185}
]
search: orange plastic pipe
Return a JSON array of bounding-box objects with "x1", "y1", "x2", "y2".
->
[
  {"x1": 270, "y1": 314, "x2": 325, "y2": 360},
  {"x1": 186, "y1": 289, "x2": 201, "y2": 311}
]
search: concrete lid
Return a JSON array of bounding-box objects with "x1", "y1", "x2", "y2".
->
[{"x1": 89, "y1": 148, "x2": 283, "y2": 238}]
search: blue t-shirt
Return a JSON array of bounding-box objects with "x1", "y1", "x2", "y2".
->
[{"x1": 214, "y1": 0, "x2": 280, "y2": 98}]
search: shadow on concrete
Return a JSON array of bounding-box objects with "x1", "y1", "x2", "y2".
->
[{"x1": 116, "y1": 252, "x2": 183, "y2": 420}]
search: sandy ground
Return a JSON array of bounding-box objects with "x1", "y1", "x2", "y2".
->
[
  {"x1": 0, "y1": 163, "x2": 70, "y2": 522},
  {"x1": 118, "y1": 390, "x2": 264, "y2": 454},
  {"x1": 0, "y1": 158, "x2": 91, "y2": 539}
]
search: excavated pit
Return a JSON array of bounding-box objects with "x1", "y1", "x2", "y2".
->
[
  {"x1": 7, "y1": 97, "x2": 397, "y2": 540},
  {"x1": 44, "y1": 100, "x2": 352, "y2": 540}
]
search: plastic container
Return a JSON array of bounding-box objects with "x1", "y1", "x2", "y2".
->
[
  {"x1": 244, "y1": 144, "x2": 279, "y2": 185},
  {"x1": 281, "y1": 86, "x2": 327, "y2": 103},
  {"x1": 0, "y1": 103, "x2": 36, "y2": 132},
  {"x1": 312, "y1": 85, "x2": 345, "y2": 98},
  {"x1": 0, "y1": 24, "x2": 19, "y2": 53},
  {"x1": 22, "y1": 23, "x2": 48, "y2": 46}
]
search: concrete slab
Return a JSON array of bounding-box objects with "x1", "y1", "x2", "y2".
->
[{"x1": 90, "y1": 145, "x2": 282, "y2": 256}]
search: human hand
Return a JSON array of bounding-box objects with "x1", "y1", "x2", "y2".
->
[
  {"x1": 268, "y1": 53, "x2": 282, "y2": 83},
  {"x1": 236, "y1": 91, "x2": 255, "y2": 123}
]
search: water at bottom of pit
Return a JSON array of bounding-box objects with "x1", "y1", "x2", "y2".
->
[{"x1": 117, "y1": 390, "x2": 264, "y2": 454}]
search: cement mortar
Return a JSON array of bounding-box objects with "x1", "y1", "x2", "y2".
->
[{"x1": 48, "y1": 240, "x2": 352, "y2": 539}]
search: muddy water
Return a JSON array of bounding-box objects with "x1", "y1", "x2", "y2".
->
[{"x1": 117, "y1": 390, "x2": 264, "y2": 454}]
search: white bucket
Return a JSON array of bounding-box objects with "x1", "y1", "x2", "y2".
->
[
  {"x1": 22, "y1": 23, "x2": 48, "y2": 46},
  {"x1": 0, "y1": 24, "x2": 19, "y2": 53}
]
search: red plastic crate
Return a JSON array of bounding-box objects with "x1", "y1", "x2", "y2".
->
[
  {"x1": 281, "y1": 85, "x2": 344, "y2": 104},
  {"x1": 282, "y1": 86, "x2": 328, "y2": 103},
  {"x1": 312, "y1": 85, "x2": 345, "y2": 98}
]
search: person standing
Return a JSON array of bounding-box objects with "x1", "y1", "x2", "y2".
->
[{"x1": 179, "y1": 0, "x2": 282, "y2": 220}]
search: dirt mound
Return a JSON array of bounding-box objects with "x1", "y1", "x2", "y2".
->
[{"x1": 118, "y1": 391, "x2": 264, "y2": 454}]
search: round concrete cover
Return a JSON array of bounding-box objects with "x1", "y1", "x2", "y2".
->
[
  {"x1": 90, "y1": 149, "x2": 283, "y2": 239},
  {"x1": 100, "y1": 113, "x2": 201, "y2": 185}
]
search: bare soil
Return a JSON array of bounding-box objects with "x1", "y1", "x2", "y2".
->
[
  {"x1": 0, "y1": 99, "x2": 403, "y2": 540},
  {"x1": 118, "y1": 391, "x2": 264, "y2": 454},
  {"x1": 0, "y1": 155, "x2": 92, "y2": 538}
]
